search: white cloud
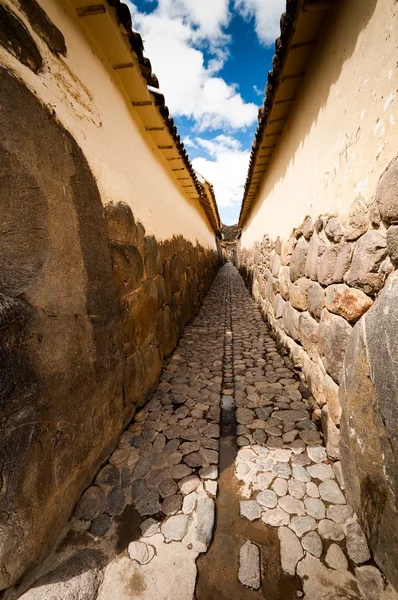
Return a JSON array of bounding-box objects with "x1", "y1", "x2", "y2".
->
[
  {"x1": 182, "y1": 135, "x2": 197, "y2": 148},
  {"x1": 128, "y1": 1, "x2": 258, "y2": 131},
  {"x1": 192, "y1": 134, "x2": 250, "y2": 222},
  {"x1": 253, "y1": 84, "x2": 264, "y2": 97},
  {"x1": 234, "y1": 0, "x2": 285, "y2": 46}
]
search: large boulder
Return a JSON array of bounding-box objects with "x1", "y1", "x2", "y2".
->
[{"x1": 340, "y1": 271, "x2": 398, "y2": 589}]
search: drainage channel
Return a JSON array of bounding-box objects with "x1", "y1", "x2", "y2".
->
[{"x1": 195, "y1": 264, "x2": 299, "y2": 600}]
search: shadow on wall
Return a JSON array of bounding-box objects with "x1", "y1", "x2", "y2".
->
[
  {"x1": 244, "y1": 0, "x2": 378, "y2": 230},
  {"x1": 0, "y1": 65, "x2": 221, "y2": 592},
  {"x1": 236, "y1": 152, "x2": 398, "y2": 591}
]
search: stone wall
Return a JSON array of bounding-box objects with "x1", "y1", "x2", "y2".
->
[
  {"x1": 105, "y1": 200, "x2": 221, "y2": 427},
  {"x1": 236, "y1": 157, "x2": 398, "y2": 588},
  {"x1": 0, "y1": 65, "x2": 221, "y2": 592}
]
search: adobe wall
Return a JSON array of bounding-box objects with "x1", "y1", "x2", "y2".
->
[
  {"x1": 0, "y1": 0, "x2": 221, "y2": 590},
  {"x1": 238, "y1": 0, "x2": 398, "y2": 588}
]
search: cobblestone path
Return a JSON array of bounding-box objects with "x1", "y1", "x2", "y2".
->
[{"x1": 18, "y1": 264, "x2": 398, "y2": 600}]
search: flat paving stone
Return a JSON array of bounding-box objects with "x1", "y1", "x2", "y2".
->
[{"x1": 238, "y1": 541, "x2": 261, "y2": 590}]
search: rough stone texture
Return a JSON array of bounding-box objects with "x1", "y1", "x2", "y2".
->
[
  {"x1": 288, "y1": 278, "x2": 310, "y2": 311},
  {"x1": 318, "y1": 309, "x2": 352, "y2": 383},
  {"x1": 346, "y1": 522, "x2": 371, "y2": 565},
  {"x1": 278, "y1": 526, "x2": 303, "y2": 576},
  {"x1": 278, "y1": 266, "x2": 291, "y2": 300},
  {"x1": 325, "y1": 543, "x2": 348, "y2": 570},
  {"x1": 290, "y1": 238, "x2": 308, "y2": 282},
  {"x1": 375, "y1": 156, "x2": 398, "y2": 223},
  {"x1": 325, "y1": 284, "x2": 373, "y2": 323},
  {"x1": 128, "y1": 541, "x2": 155, "y2": 565},
  {"x1": 0, "y1": 68, "x2": 221, "y2": 589},
  {"x1": 305, "y1": 234, "x2": 326, "y2": 281},
  {"x1": 318, "y1": 242, "x2": 353, "y2": 286},
  {"x1": 161, "y1": 515, "x2": 190, "y2": 541},
  {"x1": 307, "y1": 281, "x2": 325, "y2": 320},
  {"x1": 355, "y1": 566, "x2": 384, "y2": 600},
  {"x1": 345, "y1": 230, "x2": 388, "y2": 295},
  {"x1": 325, "y1": 217, "x2": 344, "y2": 243},
  {"x1": 0, "y1": 67, "x2": 125, "y2": 589},
  {"x1": 344, "y1": 197, "x2": 369, "y2": 241},
  {"x1": 387, "y1": 225, "x2": 398, "y2": 265},
  {"x1": 298, "y1": 311, "x2": 319, "y2": 355},
  {"x1": 282, "y1": 302, "x2": 300, "y2": 341},
  {"x1": 18, "y1": 551, "x2": 105, "y2": 599},
  {"x1": 196, "y1": 496, "x2": 215, "y2": 548},
  {"x1": 340, "y1": 270, "x2": 398, "y2": 587},
  {"x1": 238, "y1": 541, "x2": 260, "y2": 590},
  {"x1": 302, "y1": 216, "x2": 314, "y2": 240},
  {"x1": 323, "y1": 374, "x2": 341, "y2": 425}
]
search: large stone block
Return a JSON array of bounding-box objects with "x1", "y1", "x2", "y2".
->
[
  {"x1": 124, "y1": 342, "x2": 162, "y2": 407},
  {"x1": 298, "y1": 311, "x2": 319, "y2": 355},
  {"x1": 343, "y1": 197, "x2": 369, "y2": 241},
  {"x1": 321, "y1": 405, "x2": 339, "y2": 460},
  {"x1": 0, "y1": 69, "x2": 124, "y2": 589},
  {"x1": 302, "y1": 216, "x2": 314, "y2": 240},
  {"x1": 340, "y1": 271, "x2": 398, "y2": 587},
  {"x1": 281, "y1": 237, "x2": 296, "y2": 266},
  {"x1": 290, "y1": 238, "x2": 308, "y2": 282},
  {"x1": 325, "y1": 217, "x2": 344, "y2": 243},
  {"x1": 282, "y1": 301, "x2": 300, "y2": 341},
  {"x1": 170, "y1": 253, "x2": 186, "y2": 293},
  {"x1": 375, "y1": 156, "x2": 398, "y2": 223},
  {"x1": 108, "y1": 242, "x2": 144, "y2": 296},
  {"x1": 307, "y1": 281, "x2": 325, "y2": 320},
  {"x1": 104, "y1": 201, "x2": 144, "y2": 246},
  {"x1": 142, "y1": 236, "x2": 163, "y2": 279},
  {"x1": 273, "y1": 294, "x2": 285, "y2": 319},
  {"x1": 325, "y1": 284, "x2": 373, "y2": 323},
  {"x1": 323, "y1": 374, "x2": 341, "y2": 425},
  {"x1": 288, "y1": 277, "x2": 310, "y2": 311},
  {"x1": 270, "y1": 250, "x2": 281, "y2": 277},
  {"x1": 122, "y1": 280, "x2": 159, "y2": 353},
  {"x1": 344, "y1": 230, "x2": 388, "y2": 295},
  {"x1": 318, "y1": 242, "x2": 353, "y2": 286},
  {"x1": 386, "y1": 224, "x2": 398, "y2": 265},
  {"x1": 162, "y1": 305, "x2": 178, "y2": 358},
  {"x1": 302, "y1": 353, "x2": 326, "y2": 407},
  {"x1": 278, "y1": 266, "x2": 291, "y2": 300},
  {"x1": 318, "y1": 309, "x2": 352, "y2": 383},
  {"x1": 305, "y1": 234, "x2": 327, "y2": 281}
]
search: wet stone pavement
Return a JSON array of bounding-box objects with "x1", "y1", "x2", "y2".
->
[{"x1": 17, "y1": 264, "x2": 398, "y2": 600}]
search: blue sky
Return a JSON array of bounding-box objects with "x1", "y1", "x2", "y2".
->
[{"x1": 127, "y1": 0, "x2": 285, "y2": 224}]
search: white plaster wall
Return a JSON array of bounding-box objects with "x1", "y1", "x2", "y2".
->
[
  {"x1": 0, "y1": 0, "x2": 216, "y2": 248},
  {"x1": 241, "y1": 0, "x2": 398, "y2": 248}
]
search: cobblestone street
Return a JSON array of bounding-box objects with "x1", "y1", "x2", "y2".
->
[{"x1": 19, "y1": 264, "x2": 398, "y2": 600}]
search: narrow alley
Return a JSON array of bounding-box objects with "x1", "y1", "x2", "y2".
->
[{"x1": 13, "y1": 264, "x2": 395, "y2": 600}]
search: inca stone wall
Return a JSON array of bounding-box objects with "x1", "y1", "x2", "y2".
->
[
  {"x1": 105, "y1": 200, "x2": 221, "y2": 426},
  {"x1": 237, "y1": 157, "x2": 398, "y2": 589},
  {"x1": 0, "y1": 56, "x2": 220, "y2": 595}
]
